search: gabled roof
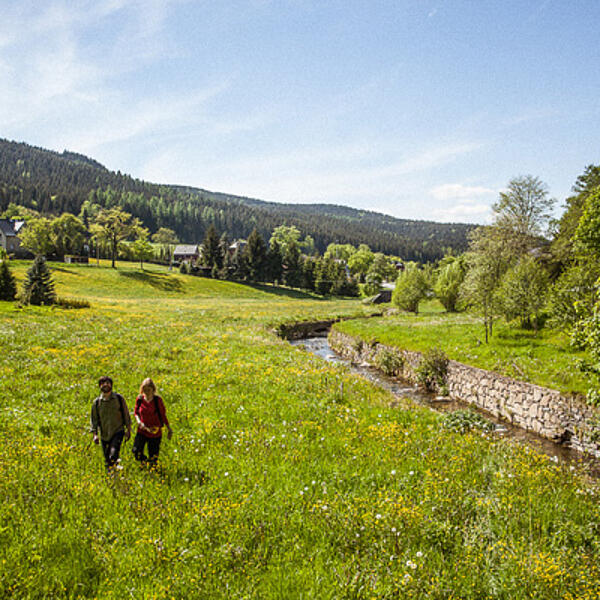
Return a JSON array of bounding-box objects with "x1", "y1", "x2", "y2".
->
[
  {"x1": 173, "y1": 244, "x2": 199, "y2": 255},
  {"x1": 0, "y1": 219, "x2": 20, "y2": 237}
]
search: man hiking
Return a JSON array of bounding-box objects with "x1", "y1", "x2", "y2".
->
[{"x1": 90, "y1": 376, "x2": 131, "y2": 472}]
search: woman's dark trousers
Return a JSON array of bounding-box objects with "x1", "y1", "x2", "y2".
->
[{"x1": 132, "y1": 432, "x2": 162, "y2": 465}]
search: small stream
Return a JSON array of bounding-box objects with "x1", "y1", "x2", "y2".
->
[{"x1": 291, "y1": 335, "x2": 600, "y2": 476}]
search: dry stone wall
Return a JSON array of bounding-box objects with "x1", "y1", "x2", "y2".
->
[{"x1": 329, "y1": 329, "x2": 600, "y2": 457}]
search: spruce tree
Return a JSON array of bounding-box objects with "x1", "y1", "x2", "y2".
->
[
  {"x1": 267, "y1": 240, "x2": 283, "y2": 284},
  {"x1": 22, "y1": 256, "x2": 56, "y2": 305},
  {"x1": 0, "y1": 260, "x2": 17, "y2": 301},
  {"x1": 202, "y1": 224, "x2": 221, "y2": 273},
  {"x1": 245, "y1": 228, "x2": 268, "y2": 282}
]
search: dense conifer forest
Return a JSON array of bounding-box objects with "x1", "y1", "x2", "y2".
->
[{"x1": 0, "y1": 138, "x2": 473, "y2": 261}]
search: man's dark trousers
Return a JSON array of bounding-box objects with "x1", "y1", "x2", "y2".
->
[{"x1": 101, "y1": 430, "x2": 125, "y2": 470}]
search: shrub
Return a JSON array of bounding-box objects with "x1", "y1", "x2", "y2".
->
[
  {"x1": 374, "y1": 347, "x2": 404, "y2": 376},
  {"x1": 54, "y1": 296, "x2": 91, "y2": 309},
  {"x1": 415, "y1": 347, "x2": 449, "y2": 391},
  {"x1": 22, "y1": 256, "x2": 56, "y2": 306},
  {"x1": 442, "y1": 409, "x2": 495, "y2": 434}
]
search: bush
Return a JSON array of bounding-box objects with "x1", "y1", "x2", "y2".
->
[
  {"x1": 54, "y1": 296, "x2": 91, "y2": 309},
  {"x1": 442, "y1": 409, "x2": 495, "y2": 434},
  {"x1": 374, "y1": 347, "x2": 404, "y2": 376},
  {"x1": 415, "y1": 347, "x2": 449, "y2": 391}
]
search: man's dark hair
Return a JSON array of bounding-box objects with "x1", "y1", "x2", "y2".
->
[{"x1": 98, "y1": 376, "x2": 113, "y2": 386}]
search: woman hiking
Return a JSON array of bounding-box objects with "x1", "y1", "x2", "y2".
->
[{"x1": 132, "y1": 378, "x2": 173, "y2": 466}]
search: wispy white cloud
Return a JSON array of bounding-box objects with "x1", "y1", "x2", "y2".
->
[
  {"x1": 503, "y1": 107, "x2": 560, "y2": 127},
  {"x1": 428, "y1": 183, "x2": 496, "y2": 223},
  {"x1": 431, "y1": 202, "x2": 492, "y2": 224},
  {"x1": 430, "y1": 183, "x2": 496, "y2": 201},
  {"x1": 180, "y1": 140, "x2": 482, "y2": 214}
]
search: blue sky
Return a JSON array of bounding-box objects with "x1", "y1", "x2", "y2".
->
[{"x1": 1, "y1": 0, "x2": 599, "y2": 224}]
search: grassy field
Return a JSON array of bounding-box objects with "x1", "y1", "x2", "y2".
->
[
  {"x1": 333, "y1": 300, "x2": 591, "y2": 395},
  {"x1": 1, "y1": 262, "x2": 600, "y2": 599}
]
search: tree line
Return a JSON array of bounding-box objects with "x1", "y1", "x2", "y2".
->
[
  {"x1": 0, "y1": 138, "x2": 473, "y2": 261},
  {"x1": 389, "y1": 166, "x2": 600, "y2": 404}
]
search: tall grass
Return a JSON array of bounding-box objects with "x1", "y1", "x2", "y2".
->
[{"x1": 1, "y1": 262, "x2": 599, "y2": 598}]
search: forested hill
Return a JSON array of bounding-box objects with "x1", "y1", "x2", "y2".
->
[{"x1": 0, "y1": 138, "x2": 475, "y2": 260}]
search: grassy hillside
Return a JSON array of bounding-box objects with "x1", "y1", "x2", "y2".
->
[
  {"x1": 1, "y1": 263, "x2": 599, "y2": 599},
  {"x1": 0, "y1": 138, "x2": 474, "y2": 259}
]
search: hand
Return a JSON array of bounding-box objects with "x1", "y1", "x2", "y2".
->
[
  {"x1": 93, "y1": 434, "x2": 99, "y2": 445},
  {"x1": 167, "y1": 428, "x2": 173, "y2": 440}
]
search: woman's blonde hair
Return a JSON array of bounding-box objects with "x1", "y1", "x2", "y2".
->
[{"x1": 139, "y1": 377, "x2": 157, "y2": 395}]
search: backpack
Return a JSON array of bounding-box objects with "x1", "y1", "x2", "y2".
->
[
  {"x1": 135, "y1": 394, "x2": 163, "y2": 426},
  {"x1": 94, "y1": 393, "x2": 127, "y2": 434}
]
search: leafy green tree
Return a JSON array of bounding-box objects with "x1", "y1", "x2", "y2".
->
[
  {"x1": 19, "y1": 217, "x2": 54, "y2": 257},
  {"x1": 493, "y1": 175, "x2": 555, "y2": 253},
  {"x1": 283, "y1": 241, "x2": 303, "y2": 288},
  {"x1": 368, "y1": 253, "x2": 396, "y2": 281},
  {"x1": 0, "y1": 203, "x2": 40, "y2": 220},
  {"x1": 324, "y1": 243, "x2": 356, "y2": 262},
  {"x1": 363, "y1": 271, "x2": 383, "y2": 297},
  {"x1": 50, "y1": 213, "x2": 87, "y2": 258},
  {"x1": 392, "y1": 264, "x2": 428, "y2": 314},
  {"x1": 496, "y1": 256, "x2": 549, "y2": 330},
  {"x1": 202, "y1": 224, "x2": 221, "y2": 273},
  {"x1": 152, "y1": 227, "x2": 179, "y2": 264},
  {"x1": 547, "y1": 261, "x2": 600, "y2": 329},
  {"x1": 434, "y1": 256, "x2": 466, "y2": 312},
  {"x1": 91, "y1": 208, "x2": 137, "y2": 268},
  {"x1": 0, "y1": 260, "x2": 17, "y2": 301},
  {"x1": 460, "y1": 227, "x2": 511, "y2": 342},
  {"x1": 22, "y1": 256, "x2": 55, "y2": 305},
  {"x1": 270, "y1": 225, "x2": 302, "y2": 257},
  {"x1": 347, "y1": 244, "x2": 374, "y2": 282},
  {"x1": 574, "y1": 188, "x2": 600, "y2": 257},
  {"x1": 551, "y1": 165, "x2": 600, "y2": 266},
  {"x1": 245, "y1": 228, "x2": 268, "y2": 282},
  {"x1": 132, "y1": 228, "x2": 154, "y2": 269}
]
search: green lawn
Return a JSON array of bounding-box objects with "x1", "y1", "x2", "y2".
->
[
  {"x1": 334, "y1": 300, "x2": 590, "y2": 395},
  {"x1": 1, "y1": 262, "x2": 599, "y2": 599}
]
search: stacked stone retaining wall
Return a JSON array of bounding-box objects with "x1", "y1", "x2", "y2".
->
[{"x1": 328, "y1": 329, "x2": 600, "y2": 457}]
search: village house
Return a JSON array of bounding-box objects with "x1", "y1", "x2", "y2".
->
[
  {"x1": 228, "y1": 240, "x2": 247, "y2": 255},
  {"x1": 173, "y1": 244, "x2": 201, "y2": 265},
  {"x1": 0, "y1": 219, "x2": 26, "y2": 255}
]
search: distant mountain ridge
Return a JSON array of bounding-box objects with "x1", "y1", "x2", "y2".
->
[{"x1": 0, "y1": 138, "x2": 476, "y2": 260}]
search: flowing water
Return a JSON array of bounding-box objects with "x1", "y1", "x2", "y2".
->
[{"x1": 290, "y1": 335, "x2": 600, "y2": 477}]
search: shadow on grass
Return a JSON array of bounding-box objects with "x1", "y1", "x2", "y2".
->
[
  {"x1": 118, "y1": 270, "x2": 184, "y2": 293},
  {"x1": 49, "y1": 265, "x2": 83, "y2": 275},
  {"x1": 243, "y1": 281, "x2": 331, "y2": 300}
]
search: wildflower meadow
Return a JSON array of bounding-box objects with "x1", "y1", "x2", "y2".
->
[{"x1": 1, "y1": 261, "x2": 599, "y2": 599}]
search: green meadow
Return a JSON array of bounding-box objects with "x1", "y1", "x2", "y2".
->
[
  {"x1": 1, "y1": 262, "x2": 599, "y2": 599},
  {"x1": 334, "y1": 301, "x2": 591, "y2": 395}
]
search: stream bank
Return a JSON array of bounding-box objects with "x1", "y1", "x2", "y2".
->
[{"x1": 285, "y1": 323, "x2": 600, "y2": 475}]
